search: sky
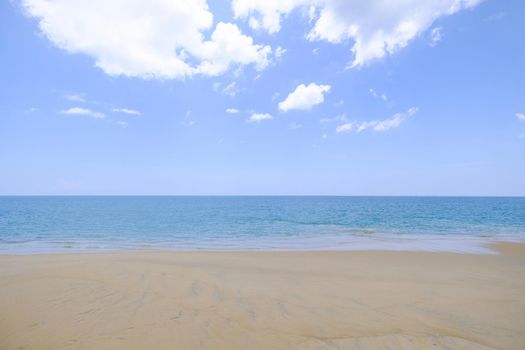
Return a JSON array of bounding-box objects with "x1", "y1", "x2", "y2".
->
[{"x1": 0, "y1": 0, "x2": 524, "y2": 196}]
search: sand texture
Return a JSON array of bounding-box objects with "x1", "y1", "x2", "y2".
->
[{"x1": 0, "y1": 244, "x2": 524, "y2": 349}]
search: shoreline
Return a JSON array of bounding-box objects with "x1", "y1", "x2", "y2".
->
[
  {"x1": 0, "y1": 241, "x2": 522, "y2": 256},
  {"x1": 1, "y1": 243, "x2": 524, "y2": 349},
  {"x1": 2, "y1": 236, "x2": 524, "y2": 256}
]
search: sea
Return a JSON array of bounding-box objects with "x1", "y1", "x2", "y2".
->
[{"x1": 0, "y1": 196, "x2": 524, "y2": 254}]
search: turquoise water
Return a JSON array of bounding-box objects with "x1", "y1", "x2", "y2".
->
[{"x1": 0, "y1": 196, "x2": 524, "y2": 253}]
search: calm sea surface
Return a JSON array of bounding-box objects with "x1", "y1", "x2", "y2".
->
[{"x1": 0, "y1": 196, "x2": 524, "y2": 253}]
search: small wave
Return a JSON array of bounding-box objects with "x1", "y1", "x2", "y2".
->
[
  {"x1": 343, "y1": 228, "x2": 378, "y2": 236},
  {"x1": 4, "y1": 239, "x2": 35, "y2": 244}
]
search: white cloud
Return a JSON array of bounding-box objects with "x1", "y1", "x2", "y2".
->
[
  {"x1": 247, "y1": 112, "x2": 273, "y2": 123},
  {"x1": 279, "y1": 83, "x2": 331, "y2": 112},
  {"x1": 226, "y1": 108, "x2": 239, "y2": 114},
  {"x1": 233, "y1": 0, "x2": 311, "y2": 34},
  {"x1": 22, "y1": 0, "x2": 273, "y2": 79},
  {"x1": 429, "y1": 27, "x2": 443, "y2": 47},
  {"x1": 233, "y1": 0, "x2": 481, "y2": 67},
  {"x1": 115, "y1": 120, "x2": 128, "y2": 127},
  {"x1": 60, "y1": 107, "x2": 105, "y2": 119},
  {"x1": 112, "y1": 108, "x2": 141, "y2": 115},
  {"x1": 197, "y1": 22, "x2": 272, "y2": 76},
  {"x1": 336, "y1": 107, "x2": 418, "y2": 133},
  {"x1": 275, "y1": 46, "x2": 287, "y2": 59},
  {"x1": 182, "y1": 110, "x2": 196, "y2": 126},
  {"x1": 335, "y1": 123, "x2": 354, "y2": 133},
  {"x1": 369, "y1": 88, "x2": 387, "y2": 102},
  {"x1": 25, "y1": 107, "x2": 38, "y2": 113},
  {"x1": 222, "y1": 82, "x2": 239, "y2": 97},
  {"x1": 65, "y1": 94, "x2": 86, "y2": 102},
  {"x1": 516, "y1": 113, "x2": 525, "y2": 122}
]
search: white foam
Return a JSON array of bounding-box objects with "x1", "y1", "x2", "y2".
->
[{"x1": 2, "y1": 234, "x2": 523, "y2": 255}]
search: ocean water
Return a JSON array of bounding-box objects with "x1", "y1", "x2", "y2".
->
[{"x1": 0, "y1": 196, "x2": 524, "y2": 254}]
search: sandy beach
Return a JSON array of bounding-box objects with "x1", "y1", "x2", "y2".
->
[{"x1": 0, "y1": 244, "x2": 524, "y2": 350}]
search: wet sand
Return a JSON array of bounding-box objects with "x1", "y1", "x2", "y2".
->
[{"x1": 0, "y1": 243, "x2": 524, "y2": 349}]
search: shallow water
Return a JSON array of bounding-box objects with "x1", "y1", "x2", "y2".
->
[{"x1": 0, "y1": 196, "x2": 524, "y2": 253}]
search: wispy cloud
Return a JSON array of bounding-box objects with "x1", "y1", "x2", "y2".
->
[
  {"x1": 223, "y1": 82, "x2": 239, "y2": 97},
  {"x1": 214, "y1": 82, "x2": 240, "y2": 97},
  {"x1": 65, "y1": 94, "x2": 86, "y2": 103},
  {"x1": 516, "y1": 113, "x2": 525, "y2": 122},
  {"x1": 247, "y1": 113, "x2": 272, "y2": 123},
  {"x1": 112, "y1": 108, "x2": 141, "y2": 115},
  {"x1": 320, "y1": 114, "x2": 347, "y2": 124},
  {"x1": 182, "y1": 110, "x2": 196, "y2": 126},
  {"x1": 226, "y1": 108, "x2": 239, "y2": 114},
  {"x1": 275, "y1": 46, "x2": 286, "y2": 59},
  {"x1": 429, "y1": 27, "x2": 443, "y2": 47},
  {"x1": 60, "y1": 107, "x2": 105, "y2": 119},
  {"x1": 115, "y1": 120, "x2": 128, "y2": 127},
  {"x1": 369, "y1": 88, "x2": 387, "y2": 102},
  {"x1": 335, "y1": 123, "x2": 354, "y2": 133},
  {"x1": 336, "y1": 107, "x2": 418, "y2": 134}
]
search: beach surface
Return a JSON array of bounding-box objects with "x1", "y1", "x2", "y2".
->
[{"x1": 0, "y1": 244, "x2": 524, "y2": 349}]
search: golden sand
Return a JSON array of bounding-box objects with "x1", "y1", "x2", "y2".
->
[{"x1": 1, "y1": 243, "x2": 524, "y2": 349}]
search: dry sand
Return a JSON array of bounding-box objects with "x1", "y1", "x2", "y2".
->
[{"x1": 0, "y1": 243, "x2": 524, "y2": 349}]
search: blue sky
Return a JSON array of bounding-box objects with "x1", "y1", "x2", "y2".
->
[{"x1": 0, "y1": 0, "x2": 524, "y2": 195}]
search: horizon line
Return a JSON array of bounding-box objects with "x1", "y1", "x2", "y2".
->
[{"x1": 1, "y1": 194, "x2": 524, "y2": 198}]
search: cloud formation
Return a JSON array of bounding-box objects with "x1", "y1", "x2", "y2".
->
[
  {"x1": 247, "y1": 113, "x2": 273, "y2": 123},
  {"x1": 65, "y1": 94, "x2": 86, "y2": 103},
  {"x1": 517, "y1": 113, "x2": 525, "y2": 122},
  {"x1": 336, "y1": 107, "x2": 418, "y2": 133},
  {"x1": 279, "y1": 83, "x2": 331, "y2": 112},
  {"x1": 369, "y1": 88, "x2": 388, "y2": 102},
  {"x1": 233, "y1": 0, "x2": 481, "y2": 67},
  {"x1": 429, "y1": 27, "x2": 443, "y2": 47},
  {"x1": 222, "y1": 82, "x2": 239, "y2": 97},
  {"x1": 335, "y1": 123, "x2": 354, "y2": 133},
  {"x1": 22, "y1": 0, "x2": 273, "y2": 79},
  {"x1": 320, "y1": 114, "x2": 347, "y2": 124},
  {"x1": 112, "y1": 108, "x2": 141, "y2": 115},
  {"x1": 60, "y1": 107, "x2": 105, "y2": 119}
]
